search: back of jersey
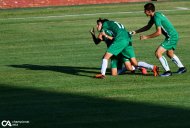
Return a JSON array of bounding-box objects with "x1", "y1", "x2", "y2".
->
[{"x1": 102, "y1": 21, "x2": 126, "y2": 37}]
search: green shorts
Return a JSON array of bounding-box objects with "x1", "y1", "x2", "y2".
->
[
  {"x1": 161, "y1": 35, "x2": 179, "y2": 50},
  {"x1": 121, "y1": 46, "x2": 135, "y2": 60},
  {"x1": 111, "y1": 56, "x2": 122, "y2": 69},
  {"x1": 107, "y1": 31, "x2": 135, "y2": 59},
  {"x1": 110, "y1": 50, "x2": 135, "y2": 69},
  {"x1": 110, "y1": 54, "x2": 129, "y2": 69}
]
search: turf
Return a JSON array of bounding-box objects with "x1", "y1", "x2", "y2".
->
[{"x1": 0, "y1": 1, "x2": 190, "y2": 128}]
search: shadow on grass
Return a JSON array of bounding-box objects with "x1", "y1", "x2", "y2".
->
[
  {"x1": 0, "y1": 84, "x2": 190, "y2": 128},
  {"x1": 8, "y1": 64, "x2": 155, "y2": 77},
  {"x1": 8, "y1": 64, "x2": 100, "y2": 77}
]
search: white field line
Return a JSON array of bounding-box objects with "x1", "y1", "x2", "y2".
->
[{"x1": 0, "y1": 7, "x2": 190, "y2": 21}]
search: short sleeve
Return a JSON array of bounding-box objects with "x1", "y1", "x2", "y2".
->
[{"x1": 154, "y1": 14, "x2": 162, "y2": 28}]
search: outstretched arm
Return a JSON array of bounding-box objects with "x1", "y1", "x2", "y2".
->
[
  {"x1": 131, "y1": 18, "x2": 154, "y2": 35},
  {"x1": 136, "y1": 19, "x2": 154, "y2": 33},
  {"x1": 140, "y1": 26, "x2": 162, "y2": 40},
  {"x1": 135, "y1": 24, "x2": 152, "y2": 33}
]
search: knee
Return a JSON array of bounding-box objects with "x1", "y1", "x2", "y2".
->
[
  {"x1": 130, "y1": 58, "x2": 138, "y2": 66},
  {"x1": 155, "y1": 51, "x2": 161, "y2": 58},
  {"x1": 111, "y1": 68, "x2": 118, "y2": 76},
  {"x1": 127, "y1": 67, "x2": 133, "y2": 71},
  {"x1": 166, "y1": 52, "x2": 171, "y2": 58},
  {"x1": 112, "y1": 73, "x2": 117, "y2": 76},
  {"x1": 104, "y1": 52, "x2": 112, "y2": 60},
  {"x1": 166, "y1": 51, "x2": 174, "y2": 59}
]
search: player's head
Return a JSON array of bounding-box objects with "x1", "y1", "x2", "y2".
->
[
  {"x1": 96, "y1": 18, "x2": 109, "y2": 31},
  {"x1": 144, "y1": 3, "x2": 155, "y2": 11},
  {"x1": 144, "y1": 3, "x2": 155, "y2": 16}
]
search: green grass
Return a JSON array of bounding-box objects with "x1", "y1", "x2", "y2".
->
[{"x1": 0, "y1": 1, "x2": 190, "y2": 128}]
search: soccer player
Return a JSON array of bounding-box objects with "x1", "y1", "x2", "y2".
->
[
  {"x1": 90, "y1": 27, "x2": 147, "y2": 76},
  {"x1": 94, "y1": 18, "x2": 159, "y2": 78},
  {"x1": 90, "y1": 27, "x2": 128, "y2": 76},
  {"x1": 131, "y1": 3, "x2": 187, "y2": 77}
]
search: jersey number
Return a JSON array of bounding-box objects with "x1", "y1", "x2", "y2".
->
[{"x1": 114, "y1": 22, "x2": 124, "y2": 29}]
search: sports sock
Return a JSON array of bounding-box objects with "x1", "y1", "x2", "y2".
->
[
  {"x1": 159, "y1": 56, "x2": 170, "y2": 71},
  {"x1": 171, "y1": 55, "x2": 184, "y2": 68},
  {"x1": 101, "y1": 59, "x2": 108, "y2": 75},
  {"x1": 138, "y1": 61, "x2": 154, "y2": 70}
]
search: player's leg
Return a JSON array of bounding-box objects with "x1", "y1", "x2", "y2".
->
[
  {"x1": 130, "y1": 57, "x2": 138, "y2": 66},
  {"x1": 138, "y1": 61, "x2": 159, "y2": 76},
  {"x1": 167, "y1": 49, "x2": 187, "y2": 74},
  {"x1": 111, "y1": 57, "x2": 119, "y2": 76},
  {"x1": 130, "y1": 58, "x2": 157, "y2": 75},
  {"x1": 111, "y1": 68, "x2": 118, "y2": 76},
  {"x1": 95, "y1": 38, "x2": 127, "y2": 78},
  {"x1": 124, "y1": 59, "x2": 135, "y2": 71},
  {"x1": 95, "y1": 52, "x2": 113, "y2": 78},
  {"x1": 115, "y1": 54, "x2": 127, "y2": 75},
  {"x1": 138, "y1": 61, "x2": 153, "y2": 69},
  {"x1": 121, "y1": 45, "x2": 137, "y2": 73},
  {"x1": 129, "y1": 57, "x2": 145, "y2": 74},
  {"x1": 156, "y1": 46, "x2": 172, "y2": 77},
  {"x1": 122, "y1": 46, "x2": 148, "y2": 75}
]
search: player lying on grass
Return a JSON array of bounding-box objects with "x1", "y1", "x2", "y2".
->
[
  {"x1": 93, "y1": 18, "x2": 159, "y2": 78},
  {"x1": 90, "y1": 27, "x2": 147, "y2": 76},
  {"x1": 130, "y1": 3, "x2": 187, "y2": 77}
]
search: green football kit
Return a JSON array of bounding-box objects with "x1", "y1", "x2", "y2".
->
[
  {"x1": 153, "y1": 12, "x2": 179, "y2": 50},
  {"x1": 103, "y1": 30, "x2": 127, "y2": 69},
  {"x1": 101, "y1": 20, "x2": 136, "y2": 65}
]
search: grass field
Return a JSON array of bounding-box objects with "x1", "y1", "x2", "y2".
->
[{"x1": 0, "y1": 1, "x2": 190, "y2": 128}]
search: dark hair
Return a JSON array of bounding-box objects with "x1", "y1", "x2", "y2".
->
[
  {"x1": 97, "y1": 18, "x2": 109, "y2": 24},
  {"x1": 144, "y1": 3, "x2": 155, "y2": 12}
]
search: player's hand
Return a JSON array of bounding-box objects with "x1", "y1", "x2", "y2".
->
[
  {"x1": 140, "y1": 35, "x2": 148, "y2": 40},
  {"x1": 101, "y1": 31, "x2": 106, "y2": 36},
  {"x1": 90, "y1": 27, "x2": 95, "y2": 35},
  {"x1": 129, "y1": 31, "x2": 136, "y2": 35},
  {"x1": 98, "y1": 32, "x2": 104, "y2": 41}
]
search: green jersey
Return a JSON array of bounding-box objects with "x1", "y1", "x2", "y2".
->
[
  {"x1": 102, "y1": 21, "x2": 127, "y2": 39},
  {"x1": 101, "y1": 20, "x2": 135, "y2": 59},
  {"x1": 103, "y1": 29, "x2": 114, "y2": 47},
  {"x1": 153, "y1": 12, "x2": 178, "y2": 38}
]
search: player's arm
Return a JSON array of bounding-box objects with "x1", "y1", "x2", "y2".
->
[
  {"x1": 131, "y1": 18, "x2": 154, "y2": 35},
  {"x1": 90, "y1": 27, "x2": 101, "y2": 45},
  {"x1": 140, "y1": 26, "x2": 162, "y2": 40},
  {"x1": 100, "y1": 31, "x2": 114, "y2": 41}
]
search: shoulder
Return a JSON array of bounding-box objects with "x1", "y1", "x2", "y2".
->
[
  {"x1": 153, "y1": 12, "x2": 162, "y2": 21},
  {"x1": 154, "y1": 12, "x2": 166, "y2": 18},
  {"x1": 103, "y1": 21, "x2": 109, "y2": 27},
  {"x1": 154, "y1": 12, "x2": 160, "y2": 18},
  {"x1": 103, "y1": 21, "x2": 113, "y2": 29}
]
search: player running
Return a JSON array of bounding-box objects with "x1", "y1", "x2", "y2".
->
[
  {"x1": 94, "y1": 18, "x2": 159, "y2": 78},
  {"x1": 130, "y1": 3, "x2": 187, "y2": 77}
]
